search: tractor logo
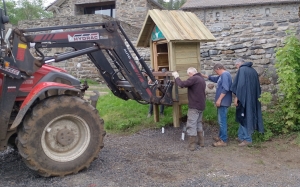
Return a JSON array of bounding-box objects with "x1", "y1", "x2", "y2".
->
[{"x1": 68, "y1": 33, "x2": 99, "y2": 42}]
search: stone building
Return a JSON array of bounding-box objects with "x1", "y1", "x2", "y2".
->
[
  {"x1": 17, "y1": 0, "x2": 163, "y2": 80},
  {"x1": 181, "y1": 0, "x2": 300, "y2": 98},
  {"x1": 46, "y1": 0, "x2": 164, "y2": 28}
]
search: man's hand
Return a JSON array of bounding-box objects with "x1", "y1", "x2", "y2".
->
[
  {"x1": 201, "y1": 73, "x2": 208, "y2": 79},
  {"x1": 172, "y1": 71, "x2": 179, "y2": 79},
  {"x1": 234, "y1": 97, "x2": 238, "y2": 106},
  {"x1": 215, "y1": 99, "x2": 221, "y2": 107}
]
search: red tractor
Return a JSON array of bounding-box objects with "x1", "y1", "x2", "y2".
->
[{"x1": 0, "y1": 5, "x2": 173, "y2": 176}]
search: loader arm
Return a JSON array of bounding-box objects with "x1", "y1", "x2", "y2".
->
[{"x1": 11, "y1": 21, "x2": 174, "y2": 105}]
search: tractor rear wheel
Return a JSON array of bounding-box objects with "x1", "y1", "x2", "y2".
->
[{"x1": 17, "y1": 96, "x2": 105, "y2": 177}]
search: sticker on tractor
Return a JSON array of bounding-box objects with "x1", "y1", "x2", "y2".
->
[
  {"x1": 16, "y1": 43, "x2": 27, "y2": 61},
  {"x1": 68, "y1": 33, "x2": 99, "y2": 42},
  {"x1": 7, "y1": 86, "x2": 16, "y2": 92},
  {"x1": 0, "y1": 66, "x2": 20, "y2": 76}
]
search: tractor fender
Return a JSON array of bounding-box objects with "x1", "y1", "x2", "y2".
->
[{"x1": 10, "y1": 82, "x2": 80, "y2": 130}]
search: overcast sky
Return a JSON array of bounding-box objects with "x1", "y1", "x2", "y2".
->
[{"x1": 44, "y1": 0, "x2": 55, "y2": 7}]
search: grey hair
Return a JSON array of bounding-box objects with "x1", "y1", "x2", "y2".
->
[
  {"x1": 213, "y1": 63, "x2": 225, "y2": 70},
  {"x1": 234, "y1": 58, "x2": 245, "y2": 65},
  {"x1": 187, "y1": 67, "x2": 197, "y2": 74}
]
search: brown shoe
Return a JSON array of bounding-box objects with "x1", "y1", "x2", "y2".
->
[
  {"x1": 197, "y1": 131, "x2": 205, "y2": 147},
  {"x1": 212, "y1": 140, "x2": 227, "y2": 147},
  {"x1": 213, "y1": 136, "x2": 221, "y2": 142},
  {"x1": 188, "y1": 136, "x2": 197, "y2": 151},
  {"x1": 238, "y1": 141, "x2": 252, "y2": 147},
  {"x1": 235, "y1": 138, "x2": 243, "y2": 143}
]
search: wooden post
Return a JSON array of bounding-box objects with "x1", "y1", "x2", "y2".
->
[
  {"x1": 153, "y1": 104, "x2": 159, "y2": 122},
  {"x1": 172, "y1": 102, "x2": 180, "y2": 127}
]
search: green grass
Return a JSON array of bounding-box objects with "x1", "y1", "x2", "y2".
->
[
  {"x1": 96, "y1": 92, "x2": 300, "y2": 144},
  {"x1": 80, "y1": 78, "x2": 99, "y2": 85},
  {"x1": 96, "y1": 92, "x2": 175, "y2": 133},
  {"x1": 96, "y1": 93, "x2": 239, "y2": 136}
]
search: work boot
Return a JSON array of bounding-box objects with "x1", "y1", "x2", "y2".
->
[
  {"x1": 238, "y1": 140, "x2": 252, "y2": 147},
  {"x1": 235, "y1": 137, "x2": 243, "y2": 143},
  {"x1": 197, "y1": 131, "x2": 205, "y2": 147},
  {"x1": 213, "y1": 136, "x2": 221, "y2": 142},
  {"x1": 212, "y1": 140, "x2": 227, "y2": 147},
  {"x1": 188, "y1": 136, "x2": 197, "y2": 151}
]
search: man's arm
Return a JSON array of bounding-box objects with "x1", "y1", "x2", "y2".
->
[
  {"x1": 175, "y1": 77, "x2": 195, "y2": 88},
  {"x1": 216, "y1": 93, "x2": 225, "y2": 107}
]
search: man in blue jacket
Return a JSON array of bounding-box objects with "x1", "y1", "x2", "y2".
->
[
  {"x1": 172, "y1": 67, "x2": 206, "y2": 151},
  {"x1": 231, "y1": 58, "x2": 264, "y2": 146},
  {"x1": 202, "y1": 64, "x2": 232, "y2": 147}
]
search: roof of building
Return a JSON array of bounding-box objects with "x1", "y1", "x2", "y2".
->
[
  {"x1": 136, "y1": 9, "x2": 216, "y2": 47},
  {"x1": 46, "y1": 0, "x2": 164, "y2": 11},
  {"x1": 181, "y1": 0, "x2": 300, "y2": 9}
]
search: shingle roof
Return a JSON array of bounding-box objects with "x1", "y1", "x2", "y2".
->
[
  {"x1": 136, "y1": 9, "x2": 216, "y2": 47},
  {"x1": 181, "y1": 0, "x2": 300, "y2": 9}
]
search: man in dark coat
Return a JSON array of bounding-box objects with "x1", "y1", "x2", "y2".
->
[
  {"x1": 172, "y1": 67, "x2": 206, "y2": 151},
  {"x1": 231, "y1": 58, "x2": 264, "y2": 146}
]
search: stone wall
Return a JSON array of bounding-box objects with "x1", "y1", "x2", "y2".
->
[
  {"x1": 18, "y1": 14, "x2": 150, "y2": 81},
  {"x1": 51, "y1": 0, "x2": 162, "y2": 28},
  {"x1": 117, "y1": 0, "x2": 162, "y2": 28},
  {"x1": 186, "y1": 3, "x2": 300, "y2": 99}
]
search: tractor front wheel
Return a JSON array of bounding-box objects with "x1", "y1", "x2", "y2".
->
[{"x1": 17, "y1": 96, "x2": 105, "y2": 177}]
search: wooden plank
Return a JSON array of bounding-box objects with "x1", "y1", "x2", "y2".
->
[
  {"x1": 175, "y1": 51, "x2": 198, "y2": 57},
  {"x1": 175, "y1": 43, "x2": 198, "y2": 50},
  {"x1": 150, "y1": 41, "x2": 154, "y2": 70},
  {"x1": 153, "y1": 42, "x2": 158, "y2": 71},
  {"x1": 178, "y1": 95, "x2": 189, "y2": 105},
  {"x1": 153, "y1": 104, "x2": 159, "y2": 122},
  {"x1": 172, "y1": 101, "x2": 180, "y2": 127},
  {"x1": 150, "y1": 10, "x2": 177, "y2": 42},
  {"x1": 178, "y1": 89, "x2": 187, "y2": 94},
  {"x1": 177, "y1": 11, "x2": 207, "y2": 40},
  {"x1": 171, "y1": 11, "x2": 200, "y2": 40},
  {"x1": 144, "y1": 21, "x2": 156, "y2": 47},
  {"x1": 169, "y1": 42, "x2": 176, "y2": 71},
  {"x1": 165, "y1": 11, "x2": 192, "y2": 40},
  {"x1": 176, "y1": 63, "x2": 199, "y2": 71},
  {"x1": 157, "y1": 54, "x2": 169, "y2": 66}
]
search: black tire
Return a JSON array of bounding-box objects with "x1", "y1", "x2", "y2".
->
[{"x1": 17, "y1": 96, "x2": 105, "y2": 177}]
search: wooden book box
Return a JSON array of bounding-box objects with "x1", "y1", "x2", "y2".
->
[{"x1": 137, "y1": 10, "x2": 216, "y2": 127}]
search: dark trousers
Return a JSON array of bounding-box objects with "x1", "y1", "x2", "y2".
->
[{"x1": 148, "y1": 104, "x2": 164, "y2": 115}]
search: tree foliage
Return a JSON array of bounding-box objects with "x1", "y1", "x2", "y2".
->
[
  {"x1": 275, "y1": 30, "x2": 300, "y2": 132},
  {"x1": 0, "y1": 0, "x2": 52, "y2": 25},
  {"x1": 159, "y1": 0, "x2": 187, "y2": 10}
]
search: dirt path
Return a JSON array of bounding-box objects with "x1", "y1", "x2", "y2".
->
[{"x1": 1, "y1": 124, "x2": 300, "y2": 187}]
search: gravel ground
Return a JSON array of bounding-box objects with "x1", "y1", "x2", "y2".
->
[{"x1": 1, "y1": 124, "x2": 300, "y2": 187}]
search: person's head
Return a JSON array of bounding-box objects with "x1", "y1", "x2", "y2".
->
[
  {"x1": 187, "y1": 67, "x2": 197, "y2": 77},
  {"x1": 234, "y1": 58, "x2": 245, "y2": 69},
  {"x1": 213, "y1": 64, "x2": 225, "y2": 75}
]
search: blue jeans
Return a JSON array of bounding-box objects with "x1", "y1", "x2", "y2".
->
[
  {"x1": 217, "y1": 106, "x2": 228, "y2": 142},
  {"x1": 238, "y1": 124, "x2": 252, "y2": 142}
]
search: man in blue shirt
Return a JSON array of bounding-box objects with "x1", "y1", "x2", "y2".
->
[{"x1": 202, "y1": 64, "x2": 232, "y2": 147}]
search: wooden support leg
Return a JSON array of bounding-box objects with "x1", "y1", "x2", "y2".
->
[
  {"x1": 172, "y1": 102, "x2": 180, "y2": 127},
  {"x1": 153, "y1": 104, "x2": 159, "y2": 122}
]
